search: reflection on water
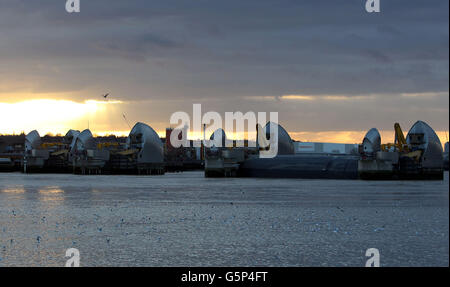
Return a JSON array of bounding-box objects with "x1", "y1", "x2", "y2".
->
[
  {"x1": 39, "y1": 188, "x2": 64, "y2": 202},
  {"x1": 1, "y1": 187, "x2": 25, "y2": 194},
  {"x1": 0, "y1": 172, "x2": 448, "y2": 267},
  {"x1": 39, "y1": 187, "x2": 64, "y2": 194}
]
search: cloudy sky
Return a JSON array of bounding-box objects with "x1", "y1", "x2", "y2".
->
[{"x1": 0, "y1": 0, "x2": 448, "y2": 143}]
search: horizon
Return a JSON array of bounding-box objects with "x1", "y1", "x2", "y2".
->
[{"x1": 1, "y1": 114, "x2": 448, "y2": 147}]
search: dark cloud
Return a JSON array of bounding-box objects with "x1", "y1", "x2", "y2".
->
[{"x1": 0, "y1": 0, "x2": 448, "y2": 131}]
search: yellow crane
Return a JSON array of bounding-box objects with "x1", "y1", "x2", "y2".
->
[
  {"x1": 394, "y1": 123, "x2": 408, "y2": 151},
  {"x1": 40, "y1": 142, "x2": 65, "y2": 149},
  {"x1": 381, "y1": 123, "x2": 408, "y2": 152},
  {"x1": 381, "y1": 123, "x2": 422, "y2": 162},
  {"x1": 97, "y1": 142, "x2": 120, "y2": 149}
]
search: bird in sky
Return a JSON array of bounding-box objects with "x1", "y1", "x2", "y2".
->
[{"x1": 102, "y1": 93, "x2": 109, "y2": 99}]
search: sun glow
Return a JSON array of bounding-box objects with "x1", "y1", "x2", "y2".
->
[
  {"x1": 1, "y1": 99, "x2": 447, "y2": 147},
  {"x1": 289, "y1": 130, "x2": 449, "y2": 147},
  {"x1": 0, "y1": 99, "x2": 122, "y2": 135},
  {"x1": 280, "y1": 95, "x2": 315, "y2": 101}
]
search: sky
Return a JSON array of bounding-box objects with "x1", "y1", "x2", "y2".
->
[{"x1": 0, "y1": 0, "x2": 448, "y2": 144}]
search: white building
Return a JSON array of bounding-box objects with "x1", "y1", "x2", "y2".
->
[{"x1": 293, "y1": 142, "x2": 358, "y2": 155}]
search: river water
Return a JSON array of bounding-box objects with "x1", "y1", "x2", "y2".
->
[{"x1": 0, "y1": 171, "x2": 448, "y2": 266}]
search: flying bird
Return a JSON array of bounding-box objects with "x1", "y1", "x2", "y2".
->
[{"x1": 102, "y1": 93, "x2": 109, "y2": 99}]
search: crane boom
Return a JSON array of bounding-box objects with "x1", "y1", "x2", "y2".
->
[
  {"x1": 381, "y1": 123, "x2": 409, "y2": 152},
  {"x1": 394, "y1": 123, "x2": 407, "y2": 145}
]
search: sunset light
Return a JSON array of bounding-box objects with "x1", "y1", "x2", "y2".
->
[{"x1": 0, "y1": 99, "x2": 122, "y2": 135}]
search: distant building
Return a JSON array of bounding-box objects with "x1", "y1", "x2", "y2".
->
[{"x1": 293, "y1": 142, "x2": 358, "y2": 155}]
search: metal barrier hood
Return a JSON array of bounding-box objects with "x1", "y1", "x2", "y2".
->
[
  {"x1": 210, "y1": 128, "x2": 227, "y2": 147},
  {"x1": 25, "y1": 130, "x2": 41, "y2": 151},
  {"x1": 261, "y1": 122, "x2": 294, "y2": 155},
  {"x1": 406, "y1": 121, "x2": 443, "y2": 169},
  {"x1": 127, "y1": 122, "x2": 164, "y2": 164},
  {"x1": 65, "y1": 129, "x2": 80, "y2": 151},
  {"x1": 65, "y1": 129, "x2": 80, "y2": 144},
  {"x1": 362, "y1": 128, "x2": 381, "y2": 154},
  {"x1": 73, "y1": 129, "x2": 96, "y2": 151}
]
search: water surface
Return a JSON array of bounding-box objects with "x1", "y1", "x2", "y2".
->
[{"x1": 0, "y1": 171, "x2": 448, "y2": 266}]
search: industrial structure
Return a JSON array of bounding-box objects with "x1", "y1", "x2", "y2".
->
[
  {"x1": 0, "y1": 122, "x2": 165, "y2": 175},
  {"x1": 0, "y1": 134, "x2": 25, "y2": 171},
  {"x1": 238, "y1": 122, "x2": 359, "y2": 179},
  {"x1": 106, "y1": 122, "x2": 165, "y2": 175},
  {"x1": 204, "y1": 121, "x2": 445, "y2": 180},
  {"x1": 444, "y1": 142, "x2": 449, "y2": 171},
  {"x1": 294, "y1": 142, "x2": 358, "y2": 155},
  {"x1": 164, "y1": 127, "x2": 203, "y2": 171},
  {"x1": 203, "y1": 122, "x2": 359, "y2": 179},
  {"x1": 0, "y1": 120, "x2": 446, "y2": 179},
  {"x1": 204, "y1": 128, "x2": 248, "y2": 177},
  {"x1": 358, "y1": 121, "x2": 445, "y2": 179},
  {"x1": 23, "y1": 130, "x2": 49, "y2": 172},
  {"x1": 69, "y1": 129, "x2": 110, "y2": 174}
]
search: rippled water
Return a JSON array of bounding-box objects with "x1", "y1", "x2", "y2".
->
[{"x1": 0, "y1": 171, "x2": 448, "y2": 266}]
